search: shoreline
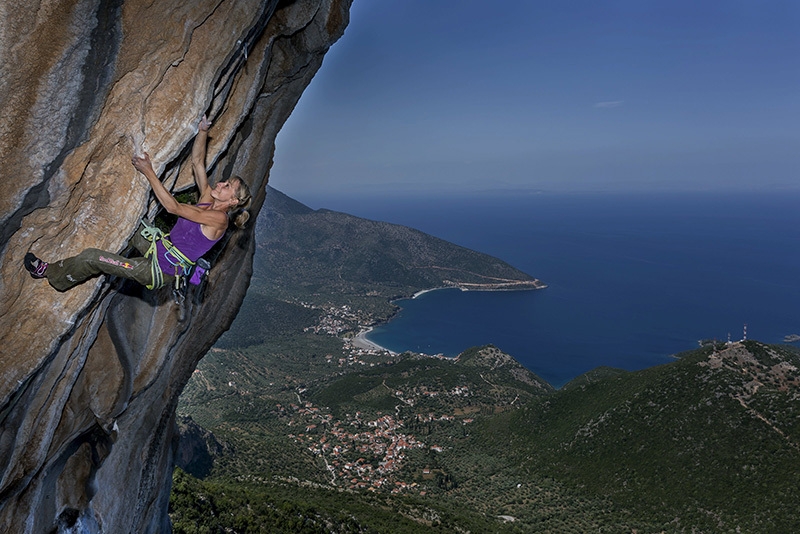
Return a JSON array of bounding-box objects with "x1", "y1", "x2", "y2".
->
[
  {"x1": 355, "y1": 281, "x2": 546, "y2": 355},
  {"x1": 352, "y1": 327, "x2": 397, "y2": 355},
  {"x1": 412, "y1": 287, "x2": 443, "y2": 298},
  {"x1": 352, "y1": 327, "x2": 453, "y2": 360},
  {"x1": 412, "y1": 280, "x2": 546, "y2": 299}
]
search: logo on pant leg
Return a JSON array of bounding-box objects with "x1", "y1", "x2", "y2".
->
[{"x1": 99, "y1": 256, "x2": 134, "y2": 269}]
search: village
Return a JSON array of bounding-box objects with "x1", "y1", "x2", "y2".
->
[
  {"x1": 279, "y1": 385, "x2": 475, "y2": 494},
  {"x1": 263, "y1": 301, "x2": 484, "y2": 493}
]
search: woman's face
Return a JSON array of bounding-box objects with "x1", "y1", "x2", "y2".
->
[{"x1": 213, "y1": 180, "x2": 239, "y2": 205}]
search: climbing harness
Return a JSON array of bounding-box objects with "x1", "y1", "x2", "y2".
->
[
  {"x1": 139, "y1": 219, "x2": 207, "y2": 292},
  {"x1": 137, "y1": 218, "x2": 222, "y2": 319}
]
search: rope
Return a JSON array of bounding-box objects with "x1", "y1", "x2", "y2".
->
[{"x1": 140, "y1": 220, "x2": 166, "y2": 290}]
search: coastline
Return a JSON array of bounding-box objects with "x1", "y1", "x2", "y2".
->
[
  {"x1": 352, "y1": 327, "x2": 396, "y2": 355},
  {"x1": 352, "y1": 327, "x2": 454, "y2": 360},
  {"x1": 354, "y1": 279, "x2": 546, "y2": 356},
  {"x1": 412, "y1": 287, "x2": 446, "y2": 298},
  {"x1": 413, "y1": 280, "x2": 546, "y2": 299}
]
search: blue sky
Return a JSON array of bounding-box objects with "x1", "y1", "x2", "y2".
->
[{"x1": 270, "y1": 1, "x2": 799, "y2": 199}]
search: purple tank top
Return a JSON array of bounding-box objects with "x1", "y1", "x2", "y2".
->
[{"x1": 156, "y1": 216, "x2": 222, "y2": 275}]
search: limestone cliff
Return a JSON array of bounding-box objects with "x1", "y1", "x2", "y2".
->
[{"x1": 0, "y1": 1, "x2": 351, "y2": 532}]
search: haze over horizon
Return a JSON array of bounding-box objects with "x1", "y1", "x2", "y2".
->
[{"x1": 269, "y1": 1, "x2": 799, "y2": 201}]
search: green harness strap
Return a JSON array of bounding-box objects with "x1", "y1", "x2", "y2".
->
[{"x1": 140, "y1": 220, "x2": 196, "y2": 290}]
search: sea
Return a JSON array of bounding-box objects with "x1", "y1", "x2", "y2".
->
[{"x1": 297, "y1": 191, "x2": 800, "y2": 388}]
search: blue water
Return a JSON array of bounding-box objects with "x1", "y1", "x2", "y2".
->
[{"x1": 302, "y1": 191, "x2": 800, "y2": 388}]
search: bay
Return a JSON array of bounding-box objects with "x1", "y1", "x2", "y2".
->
[{"x1": 299, "y1": 191, "x2": 800, "y2": 388}]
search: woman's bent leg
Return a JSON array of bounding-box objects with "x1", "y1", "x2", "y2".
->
[
  {"x1": 45, "y1": 248, "x2": 154, "y2": 291},
  {"x1": 130, "y1": 223, "x2": 153, "y2": 255}
]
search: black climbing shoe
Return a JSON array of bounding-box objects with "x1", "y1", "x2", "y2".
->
[{"x1": 24, "y1": 252, "x2": 48, "y2": 279}]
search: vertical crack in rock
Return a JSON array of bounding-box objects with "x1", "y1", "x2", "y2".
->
[{"x1": 211, "y1": 0, "x2": 281, "y2": 108}]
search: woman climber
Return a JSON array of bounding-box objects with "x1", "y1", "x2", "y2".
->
[{"x1": 25, "y1": 115, "x2": 252, "y2": 292}]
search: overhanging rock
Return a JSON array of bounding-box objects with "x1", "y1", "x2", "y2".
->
[{"x1": 0, "y1": 0, "x2": 351, "y2": 531}]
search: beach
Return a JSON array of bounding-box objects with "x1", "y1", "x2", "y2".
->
[{"x1": 352, "y1": 327, "x2": 395, "y2": 354}]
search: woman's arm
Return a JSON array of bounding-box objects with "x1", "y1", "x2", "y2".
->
[
  {"x1": 132, "y1": 152, "x2": 228, "y2": 232},
  {"x1": 192, "y1": 115, "x2": 212, "y2": 198}
]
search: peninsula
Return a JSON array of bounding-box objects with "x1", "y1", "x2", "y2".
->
[{"x1": 254, "y1": 186, "x2": 545, "y2": 320}]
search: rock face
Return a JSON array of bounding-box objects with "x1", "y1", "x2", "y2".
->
[
  {"x1": 174, "y1": 416, "x2": 227, "y2": 480},
  {"x1": 0, "y1": 1, "x2": 351, "y2": 532}
]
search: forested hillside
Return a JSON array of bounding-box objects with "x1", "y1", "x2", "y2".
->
[{"x1": 251, "y1": 187, "x2": 543, "y2": 311}]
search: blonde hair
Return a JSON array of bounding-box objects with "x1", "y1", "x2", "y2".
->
[{"x1": 230, "y1": 176, "x2": 252, "y2": 229}]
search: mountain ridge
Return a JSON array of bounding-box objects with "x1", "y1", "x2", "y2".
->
[{"x1": 255, "y1": 186, "x2": 545, "y2": 306}]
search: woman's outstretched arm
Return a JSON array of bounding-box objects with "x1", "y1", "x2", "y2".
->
[
  {"x1": 133, "y1": 152, "x2": 227, "y2": 233},
  {"x1": 192, "y1": 115, "x2": 212, "y2": 198}
]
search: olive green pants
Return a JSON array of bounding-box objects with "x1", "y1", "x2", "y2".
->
[{"x1": 45, "y1": 226, "x2": 174, "y2": 292}]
